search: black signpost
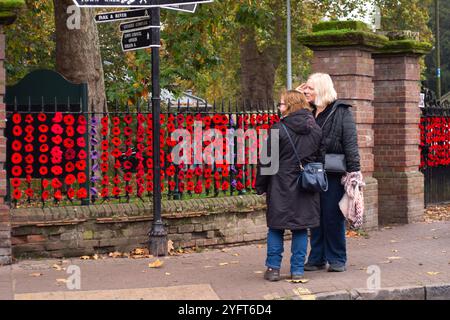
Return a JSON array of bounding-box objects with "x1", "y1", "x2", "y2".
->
[{"x1": 76, "y1": 0, "x2": 213, "y2": 256}]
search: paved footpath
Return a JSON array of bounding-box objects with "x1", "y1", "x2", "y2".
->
[{"x1": 0, "y1": 221, "x2": 449, "y2": 300}]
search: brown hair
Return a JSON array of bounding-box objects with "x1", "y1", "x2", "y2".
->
[{"x1": 280, "y1": 89, "x2": 312, "y2": 116}]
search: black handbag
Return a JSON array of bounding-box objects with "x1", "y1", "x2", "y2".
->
[
  {"x1": 320, "y1": 101, "x2": 347, "y2": 174},
  {"x1": 281, "y1": 124, "x2": 328, "y2": 193}
]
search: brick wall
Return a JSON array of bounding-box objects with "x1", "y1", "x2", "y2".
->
[
  {"x1": 311, "y1": 48, "x2": 378, "y2": 230},
  {"x1": 0, "y1": 26, "x2": 12, "y2": 265},
  {"x1": 373, "y1": 53, "x2": 424, "y2": 224},
  {"x1": 11, "y1": 196, "x2": 270, "y2": 258}
]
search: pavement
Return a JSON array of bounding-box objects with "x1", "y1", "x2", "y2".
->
[{"x1": 1, "y1": 221, "x2": 450, "y2": 300}]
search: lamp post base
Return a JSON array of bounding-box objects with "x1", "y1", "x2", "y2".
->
[{"x1": 148, "y1": 220, "x2": 168, "y2": 256}]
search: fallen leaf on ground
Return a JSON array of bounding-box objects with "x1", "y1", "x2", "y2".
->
[
  {"x1": 221, "y1": 248, "x2": 230, "y2": 253},
  {"x1": 286, "y1": 278, "x2": 310, "y2": 284},
  {"x1": 390, "y1": 240, "x2": 398, "y2": 243},
  {"x1": 80, "y1": 256, "x2": 90, "y2": 260},
  {"x1": 204, "y1": 265, "x2": 213, "y2": 268},
  {"x1": 232, "y1": 253, "x2": 240, "y2": 257},
  {"x1": 392, "y1": 250, "x2": 399, "y2": 253},
  {"x1": 167, "y1": 240, "x2": 174, "y2": 254},
  {"x1": 254, "y1": 271, "x2": 263, "y2": 274},
  {"x1": 148, "y1": 259, "x2": 164, "y2": 268},
  {"x1": 108, "y1": 251, "x2": 123, "y2": 258},
  {"x1": 219, "y1": 262, "x2": 229, "y2": 266},
  {"x1": 56, "y1": 279, "x2": 67, "y2": 284},
  {"x1": 93, "y1": 254, "x2": 99, "y2": 260},
  {"x1": 427, "y1": 272, "x2": 441, "y2": 276},
  {"x1": 52, "y1": 264, "x2": 63, "y2": 271},
  {"x1": 29, "y1": 273, "x2": 43, "y2": 277},
  {"x1": 380, "y1": 260, "x2": 392, "y2": 264},
  {"x1": 387, "y1": 256, "x2": 402, "y2": 260},
  {"x1": 165, "y1": 272, "x2": 171, "y2": 276}
]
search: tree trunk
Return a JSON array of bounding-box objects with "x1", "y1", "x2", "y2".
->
[
  {"x1": 53, "y1": 0, "x2": 106, "y2": 113},
  {"x1": 239, "y1": 23, "x2": 282, "y2": 109}
]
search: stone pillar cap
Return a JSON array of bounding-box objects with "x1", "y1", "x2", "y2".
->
[{"x1": 0, "y1": 0, "x2": 26, "y2": 25}]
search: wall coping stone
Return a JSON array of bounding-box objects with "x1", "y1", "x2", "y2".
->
[
  {"x1": 375, "y1": 40, "x2": 432, "y2": 55},
  {"x1": 0, "y1": 0, "x2": 25, "y2": 25}
]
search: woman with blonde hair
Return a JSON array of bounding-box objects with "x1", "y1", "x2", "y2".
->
[
  {"x1": 297, "y1": 73, "x2": 362, "y2": 272},
  {"x1": 256, "y1": 90, "x2": 323, "y2": 281}
]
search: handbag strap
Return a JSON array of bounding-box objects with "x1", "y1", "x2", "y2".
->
[
  {"x1": 319, "y1": 100, "x2": 340, "y2": 129},
  {"x1": 281, "y1": 123, "x2": 303, "y2": 170}
]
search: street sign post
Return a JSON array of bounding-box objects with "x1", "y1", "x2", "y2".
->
[
  {"x1": 74, "y1": 0, "x2": 212, "y2": 8},
  {"x1": 121, "y1": 27, "x2": 160, "y2": 52},
  {"x1": 163, "y1": 3, "x2": 197, "y2": 13}
]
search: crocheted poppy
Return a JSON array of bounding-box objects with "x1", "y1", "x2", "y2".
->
[
  {"x1": 37, "y1": 135, "x2": 47, "y2": 144},
  {"x1": 101, "y1": 117, "x2": 109, "y2": 127},
  {"x1": 77, "y1": 172, "x2": 87, "y2": 184},
  {"x1": 101, "y1": 176, "x2": 110, "y2": 186},
  {"x1": 124, "y1": 115, "x2": 133, "y2": 125},
  {"x1": 78, "y1": 150, "x2": 87, "y2": 160},
  {"x1": 78, "y1": 115, "x2": 87, "y2": 126},
  {"x1": 76, "y1": 160, "x2": 87, "y2": 171},
  {"x1": 111, "y1": 148, "x2": 121, "y2": 158},
  {"x1": 41, "y1": 190, "x2": 49, "y2": 201},
  {"x1": 51, "y1": 166, "x2": 63, "y2": 176},
  {"x1": 38, "y1": 144, "x2": 49, "y2": 154},
  {"x1": 124, "y1": 172, "x2": 132, "y2": 182},
  {"x1": 187, "y1": 181, "x2": 195, "y2": 191},
  {"x1": 42, "y1": 179, "x2": 49, "y2": 189},
  {"x1": 63, "y1": 114, "x2": 75, "y2": 126},
  {"x1": 125, "y1": 138, "x2": 132, "y2": 146},
  {"x1": 12, "y1": 125, "x2": 22, "y2": 136},
  {"x1": 112, "y1": 186, "x2": 121, "y2": 196},
  {"x1": 51, "y1": 178, "x2": 63, "y2": 189},
  {"x1": 25, "y1": 154, "x2": 34, "y2": 164},
  {"x1": 25, "y1": 188, "x2": 34, "y2": 198},
  {"x1": 101, "y1": 127, "x2": 108, "y2": 136},
  {"x1": 66, "y1": 126, "x2": 75, "y2": 137},
  {"x1": 112, "y1": 127, "x2": 121, "y2": 136},
  {"x1": 63, "y1": 138, "x2": 75, "y2": 149},
  {"x1": 114, "y1": 160, "x2": 121, "y2": 169},
  {"x1": 52, "y1": 112, "x2": 63, "y2": 123},
  {"x1": 112, "y1": 117, "x2": 120, "y2": 126},
  {"x1": 25, "y1": 144, "x2": 33, "y2": 153},
  {"x1": 51, "y1": 124, "x2": 64, "y2": 135},
  {"x1": 38, "y1": 125, "x2": 49, "y2": 134},
  {"x1": 65, "y1": 149, "x2": 76, "y2": 161},
  {"x1": 76, "y1": 125, "x2": 87, "y2": 135},
  {"x1": 13, "y1": 189, "x2": 22, "y2": 200},
  {"x1": 12, "y1": 140, "x2": 22, "y2": 152},
  {"x1": 24, "y1": 125, "x2": 34, "y2": 135},
  {"x1": 123, "y1": 161, "x2": 133, "y2": 170},
  {"x1": 101, "y1": 140, "x2": 109, "y2": 151},
  {"x1": 11, "y1": 178, "x2": 21, "y2": 188},
  {"x1": 101, "y1": 188, "x2": 109, "y2": 198},
  {"x1": 67, "y1": 188, "x2": 75, "y2": 199},
  {"x1": 125, "y1": 185, "x2": 133, "y2": 194},
  {"x1": 37, "y1": 113, "x2": 47, "y2": 122},
  {"x1": 39, "y1": 166, "x2": 48, "y2": 175},
  {"x1": 65, "y1": 162, "x2": 75, "y2": 173},
  {"x1": 12, "y1": 114, "x2": 22, "y2": 124},
  {"x1": 101, "y1": 163, "x2": 109, "y2": 173},
  {"x1": 54, "y1": 190, "x2": 62, "y2": 201},
  {"x1": 124, "y1": 127, "x2": 133, "y2": 136},
  {"x1": 111, "y1": 137, "x2": 121, "y2": 147}
]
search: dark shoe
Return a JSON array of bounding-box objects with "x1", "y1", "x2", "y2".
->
[
  {"x1": 264, "y1": 268, "x2": 281, "y2": 281},
  {"x1": 328, "y1": 265, "x2": 346, "y2": 272},
  {"x1": 291, "y1": 274, "x2": 305, "y2": 281},
  {"x1": 304, "y1": 263, "x2": 326, "y2": 272}
]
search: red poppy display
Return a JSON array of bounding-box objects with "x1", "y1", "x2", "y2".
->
[
  {"x1": 12, "y1": 125, "x2": 23, "y2": 136},
  {"x1": 37, "y1": 113, "x2": 47, "y2": 122},
  {"x1": 12, "y1": 114, "x2": 22, "y2": 124}
]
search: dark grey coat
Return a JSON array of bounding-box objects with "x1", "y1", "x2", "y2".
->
[{"x1": 256, "y1": 109, "x2": 322, "y2": 230}]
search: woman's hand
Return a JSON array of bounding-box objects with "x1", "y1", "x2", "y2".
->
[{"x1": 296, "y1": 83, "x2": 307, "y2": 93}]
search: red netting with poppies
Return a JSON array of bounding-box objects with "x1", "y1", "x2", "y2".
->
[{"x1": 420, "y1": 116, "x2": 450, "y2": 169}]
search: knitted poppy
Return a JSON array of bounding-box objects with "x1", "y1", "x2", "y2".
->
[
  {"x1": 101, "y1": 176, "x2": 110, "y2": 186},
  {"x1": 51, "y1": 135, "x2": 62, "y2": 145},
  {"x1": 77, "y1": 188, "x2": 88, "y2": 199},
  {"x1": 51, "y1": 124, "x2": 64, "y2": 135},
  {"x1": 63, "y1": 138, "x2": 75, "y2": 149},
  {"x1": 12, "y1": 140, "x2": 22, "y2": 152},
  {"x1": 78, "y1": 115, "x2": 87, "y2": 126},
  {"x1": 39, "y1": 166, "x2": 48, "y2": 175},
  {"x1": 114, "y1": 160, "x2": 121, "y2": 169},
  {"x1": 11, "y1": 178, "x2": 21, "y2": 188},
  {"x1": 77, "y1": 137, "x2": 86, "y2": 148},
  {"x1": 194, "y1": 183, "x2": 202, "y2": 194},
  {"x1": 66, "y1": 126, "x2": 75, "y2": 137},
  {"x1": 65, "y1": 148, "x2": 76, "y2": 160},
  {"x1": 25, "y1": 154, "x2": 34, "y2": 164},
  {"x1": 24, "y1": 135, "x2": 34, "y2": 143},
  {"x1": 112, "y1": 117, "x2": 120, "y2": 126},
  {"x1": 24, "y1": 125, "x2": 34, "y2": 134},
  {"x1": 25, "y1": 188, "x2": 34, "y2": 198},
  {"x1": 37, "y1": 113, "x2": 46, "y2": 122},
  {"x1": 166, "y1": 165, "x2": 175, "y2": 177},
  {"x1": 124, "y1": 172, "x2": 132, "y2": 182},
  {"x1": 125, "y1": 185, "x2": 133, "y2": 194},
  {"x1": 101, "y1": 127, "x2": 108, "y2": 136},
  {"x1": 67, "y1": 188, "x2": 75, "y2": 199},
  {"x1": 77, "y1": 172, "x2": 87, "y2": 184},
  {"x1": 205, "y1": 179, "x2": 212, "y2": 190},
  {"x1": 42, "y1": 190, "x2": 49, "y2": 201},
  {"x1": 25, "y1": 144, "x2": 33, "y2": 153},
  {"x1": 12, "y1": 114, "x2": 22, "y2": 124},
  {"x1": 123, "y1": 161, "x2": 133, "y2": 170},
  {"x1": 111, "y1": 137, "x2": 121, "y2": 146},
  {"x1": 111, "y1": 148, "x2": 121, "y2": 158},
  {"x1": 113, "y1": 175, "x2": 121, "y2": 185},
  {"x1": 222, "y1": 180, "x2": 230, "y2": 191},
  {"x1": 51, "y1": 166, "x2": 63, "y2": 176},
  {"x1": 12, "y1": 125, "x2": 22, "y2": 136},
  {"x1": 125, "y1": 138, "x2": 132, "y2": 146},
  {"x1": 101, "y1": 188, "x2": 109, "y2": 198},
  {"x1": 124, "y1": 115, "x2": 133, "y2": 125},
  {"x1": 101, "y1": 140, "x2": 109, "y2": 151},
  {"x1": 65, "y1": 162, "x2": 75, "y2": 173},
  {"x1": 124, "y1": 127, "x2": 133, "y2": 136},
  {"x1": 65, "y1": 174, "x2": 76, "y2": 185},
  {"x1": 38, "y1": 124, "x2": 49, "y2": 133},
  {"x1": 112, "y1": 187, "x2": 121, "y2": 196},
  {"x1": 52, "y1": 112, "x2": 63, "y2": 123},
  {"x1": 54, "y1": 190, "x2": 62, "y2": 201},
  {"x1": 78, "y1": 150, "x2": 87, "y2": 160},
  {"x1": 51, "y1": 178, "x2": 63, "y2": 189},
  {"x1": 101, "y1": 163, "x2": 109, "y2": 173},
  {"x1": 101, "y1": 117, "x2": 109, "y2": 127},
  {"x1": 187, "y1": 181, "x2": 195, "y2": 191},
  {"x1": 25, "y1": 175, "x2": 32, "y2": 184},
  {"x1": 76, "y1": 125, "x2": 86, "y2": 135},
  {"x1": 13, "y1": 189, "x2": 22, "y2": 200},
  {"x1": 63, "y1": 114, "x2": 75, "y2": 126},
  {"x1": 76, "y1": 160, "x2": 87, "y2": 171},
  {"x1": 38, "y1": 135, "x2": 48, "y2": 144}
]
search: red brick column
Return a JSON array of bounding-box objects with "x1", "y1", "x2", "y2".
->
[
  {"x1": 0, "y1": 26, "x2": 11, "y2": 265},
  {"x1": 373, "y1": 51, "x2": 428, "y2": 224}
]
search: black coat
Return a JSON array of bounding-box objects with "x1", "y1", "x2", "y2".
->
[
  {"x1": 317, "y1": 101, "x2": 361, "y2": 173},
  {"x1": 256, "y1": 109, "x2": 322, "y2": 230}
]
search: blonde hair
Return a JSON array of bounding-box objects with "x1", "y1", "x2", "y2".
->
[
  {"x1": 281, "y1": 89, "x2": 312, "y2": 116},
  {"x1": 308, "y1": 73, "x2": 337, "y2": 108}
]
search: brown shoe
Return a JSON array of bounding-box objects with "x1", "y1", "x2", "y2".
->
[{"x1": 264, "y1": 268, "x2": 281, "y2": 282}]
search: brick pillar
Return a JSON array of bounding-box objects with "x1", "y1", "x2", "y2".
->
[
  {"x1": 0, "y1": 26, "x2": 11, "y2": 265},
  {"x1": 373, "y1": 42, "x2": 431, "y2": 224},
  {"x1": 300, "y1": 21, "x2": 389, "y2": 230}
]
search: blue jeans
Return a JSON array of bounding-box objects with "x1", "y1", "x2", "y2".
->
[
  {"x1": 265, "y1": 228, "x2": 308, "y2": 276},
  {"x1": 307, "y1": 174, "x2": 347, "y2": 267}
]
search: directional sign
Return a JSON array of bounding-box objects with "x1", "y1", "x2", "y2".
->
[
  {"x1": 163, "y1": 3, "x2": 197, "y2": 13},
  {"x1": 95, "y1": 8, "x2": 152, "y2": 23},
  {"x1": 74, "y1": 0, "x2": 213, "y2": 8},
  {"x1": 120, "y1": 18, "x2": 159, "y2": 32},
  {"x1": 121, "y1": 28, "x2": 160, "y2": 52}
]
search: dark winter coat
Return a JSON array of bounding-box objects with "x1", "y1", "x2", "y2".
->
[
  {"x1": 255, "y1": 109, "x2": 323, "y2": 230},
  {"x1": 316, "y1": 100, "x2": 361, "y2": 173}
]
